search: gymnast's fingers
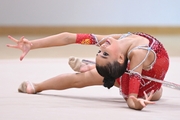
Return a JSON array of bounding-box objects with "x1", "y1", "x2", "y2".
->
[
  {"x1": 144, "y1": 90, "x2": 154, "y2": 101},
  {"x1": 20, "y1": 51, "x2": 28, "y2": 61},
  {"x1": 6, "y1": 44, "x2": 19, "y2": 48},
  {"x1": 19, "y1": 36, "x2": 25, "y2": 42},
  {"x1": 8, "y1": 35, "x2": 19, "y2": 43}
]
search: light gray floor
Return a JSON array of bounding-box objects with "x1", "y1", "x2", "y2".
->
[{"x1": 0, "y1": 34, "x2": 180, "y2": 120}]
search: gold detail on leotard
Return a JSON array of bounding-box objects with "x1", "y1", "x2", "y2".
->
[{"x1": 81, "y1": 39, "x2": 91, "y2": 44}]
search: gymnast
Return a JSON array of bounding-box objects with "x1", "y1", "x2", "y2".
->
[{"x1": 7, "y1": 32, "x2": 169, "y2": 110}]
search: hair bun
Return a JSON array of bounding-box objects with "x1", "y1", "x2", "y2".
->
[{"x1": 103, "y1": 77, "x2": 115, "y2": 89}]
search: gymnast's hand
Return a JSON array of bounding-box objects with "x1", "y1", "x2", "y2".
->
[
  {"x1": 7, "y1": 36, "x2": 33, "y2": 61},
  {"x1": 129, "y1": 90, "x2": 155, "y2": 110}
]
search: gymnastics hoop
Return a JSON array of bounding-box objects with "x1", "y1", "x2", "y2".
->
[
  {"x1": 142, "y1": 76, "x2": 180, "y2": 90},
  {"x1": 82, "y1": 59, "x2": 180, "y2": 91}
]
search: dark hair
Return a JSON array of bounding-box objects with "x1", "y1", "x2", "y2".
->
[{"x1": 96, "y1": 58, "x2": 128, "y2": 89}]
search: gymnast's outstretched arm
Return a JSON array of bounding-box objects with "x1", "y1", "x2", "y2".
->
[{"x1": 7, "y1": 32, "x2": 122, "y2": 60}]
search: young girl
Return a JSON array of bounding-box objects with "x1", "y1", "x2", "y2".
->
[{"x1": 7, "y1": 32, "x2": 169, "y2": 110}]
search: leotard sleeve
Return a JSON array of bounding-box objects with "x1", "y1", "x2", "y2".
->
[
  {"x1": 128, "y1": 72, "x2": 141, "y2": 95},
  {"x1": 76, "y1": 34, "x2": 98, "y2": 45}
]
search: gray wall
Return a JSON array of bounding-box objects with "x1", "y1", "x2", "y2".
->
[{"x1": 0, "y1": 0, "x2": 180, "y2": 26}]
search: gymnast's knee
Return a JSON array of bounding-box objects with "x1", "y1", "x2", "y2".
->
[{"x1": 151, "y1": 88, "x2": 163, "y2": 101}]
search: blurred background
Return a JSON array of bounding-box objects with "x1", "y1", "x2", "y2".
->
[{"x1": 0, "y1": 0, "x2": 180, "y2": 59}]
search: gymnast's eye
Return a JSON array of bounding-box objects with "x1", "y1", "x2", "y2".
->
[
  {"x1": 103, "y1": 52, "x2": 109, "y2": 56},
  {"x1": 97, "y1": 50, "x2": 109, "y2": 57}
]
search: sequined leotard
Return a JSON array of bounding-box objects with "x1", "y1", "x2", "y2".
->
[
  {"x1": 118, "y1": 32, "x2": 169, "y2": 99},
  {"x1": 75, "y1": 32, "x2": 169, "y2": 99}
]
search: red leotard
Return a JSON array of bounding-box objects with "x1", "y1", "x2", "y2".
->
[
  {"x1": 75, "y1": 33, "x2": 169, "y2": 99},
  {"x1": 117, "y1": 32, "x2": 169, "y2": 99}
]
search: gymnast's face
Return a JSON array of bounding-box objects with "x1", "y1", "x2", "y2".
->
[{"x1": 96, "y1": 37, "x2": 120, "y2": 66}]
